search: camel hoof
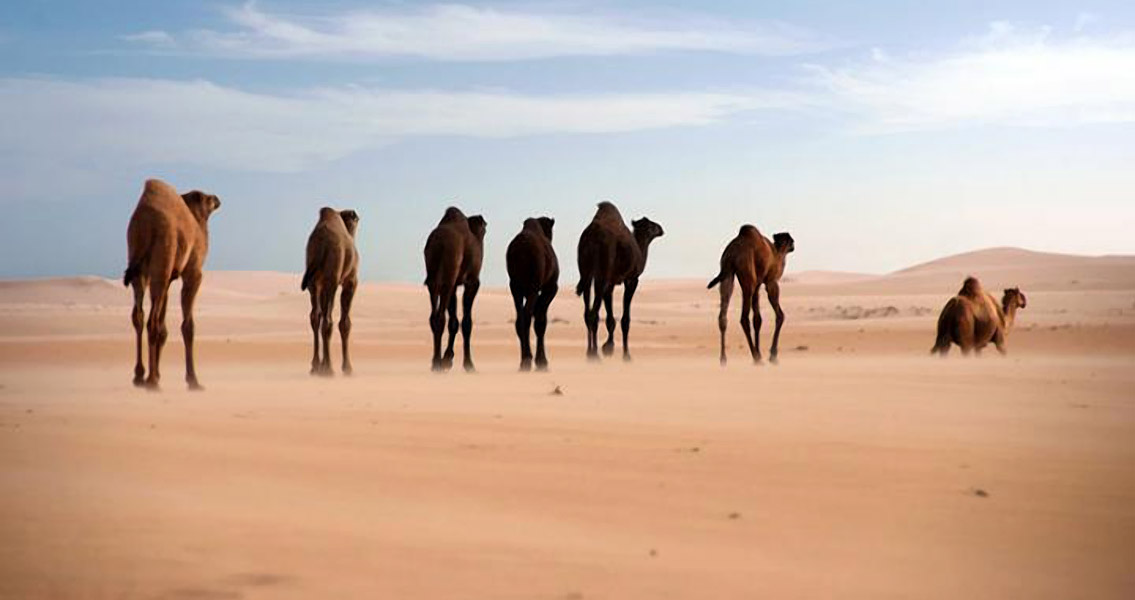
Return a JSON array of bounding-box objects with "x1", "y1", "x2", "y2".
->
[
  {"x1": 464, "y1": 362, "x2": 476, "y2": 373},
  {"x1": 622, "y1": 353, "x2": 632, "y2": 363},
  {"x1": 519, "y1": 359, "x2": 533, "y2": 372},
  {"x1": 342, "y1": 366, "x2": 354, "y2": 376},
  {"x1": 769, "y1": 355, "x2": 779, "y2": 365},
  {"x1": 133, "y1": 377, "x2": 147, "y2": 388},
  {"x1": 431, "y1": 361, "x2": 445, "y2": 373},
  {"x1": 187, "y1": 382, "x2": 205, "y2": 392},
  {"x1": 535, "y1": 357, "x2": 549, "y2": 371},
  {"x1": 601, "y1": 344, "x2": 615, "y2": 357},
  {"x1": 586, "y1": 350, "x2": 600, "y2": 362},
  {"x1": 719, "y1": 356, "x2": 727, "y2": 367},
  {"x1": 144, "y1": 380, "x2": 161, "y2": 392}
]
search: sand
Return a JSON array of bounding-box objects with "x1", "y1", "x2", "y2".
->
[{"x1": 1, "y1": 248, "x2": 1133, "y2": 599}]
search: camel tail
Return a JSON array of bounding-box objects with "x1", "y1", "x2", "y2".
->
[
  {"x1": 931, "y1": 302, "x2": 953, "y2": 354},
  {"x1": 575, "y1": 276, "x2": 591, "y2": 297},
  {"x1": 300, "y1": 268, "x2": 315, "y2": 292},
  {"x1": 707, "y1": 272, "x2": 724, "y2": 289},
  {"x1": 123, "y1": 263, "x2": 141, "y2": 287}
]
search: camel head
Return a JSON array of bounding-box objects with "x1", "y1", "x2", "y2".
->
[
  {"x1": 536, "y1": 217, "x2": 555, "y2": 241},
  {"x1": 467, "y1": 215, "x2": 487, "y2": 241},
  {"x1": 773, "y1": 232, "x2": 795, "y2": 254},
  {"x1": 632, "y1": 217, "x2": 664, "y2": 243},
  {"x1": 1002, "y1": 287, "x2": 1027, "y2": 312},
  {"x1": 340, "y1": 210, "x2": 360, "y2": 237},
  {"x1": 181, "y1": 191, "x2": 221, "y2": 224}
]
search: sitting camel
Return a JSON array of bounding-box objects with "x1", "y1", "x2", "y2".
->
[
  {"x1": 575, "y1": 202, "x2": 664, "y2": 361},
  {"x1": 301, "y1": 208, "x2": 360, "y2": 376},
  {"x1": 931, "y1": 277, "x2": 1026, "y2": 356},
  {"x1": 506, "y1": 217, "x2": 559, "y2": 371},
  {"x1": 707, "y1": 225, "x2": 794, "y2": 365},
  {"x1": 424, "y1": 207, "x2": 486, "y2": 372},
  {"x1": 123, "y1": 179, "x2": 221, "y2": 390}
]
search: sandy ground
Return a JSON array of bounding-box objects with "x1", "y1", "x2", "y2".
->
[{"x1": 1, "y1": 247, "x2": 1134, "y2": 599}]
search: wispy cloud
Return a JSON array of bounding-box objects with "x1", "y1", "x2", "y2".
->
[
  {"x1": 119, "y1": 30, "x2": 176, "y2": 48},
  {"x1": 122, "y1": 1, "x2": 828, "y2": 61},
  {"x1": 809, "y1": 22, "x2": 1135, "y2": 131},
  {"x1": 0, "y1": 77, "x2": 795, "y2": 172}
]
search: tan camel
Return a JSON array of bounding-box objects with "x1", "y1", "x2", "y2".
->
[
  {"x1": 301, "y1": 208, "x2": 360, "y2": 376},
  {"x1": 707, "y1": 225, "x2": 795, "y2": 365},
  {"x1": 123, "y1": 179, "x2": 220, "y2": 390},
  {"x1": 575, "y1": 202, "x2": 664, "y2": 361},
  {"x1": 424, "y1": 207, "x2": 486, "y2": 372},
  {"x1": 506, "y1": 217, "x2": 559, "y2": 371},
  {"x1": 931, "y1": 277, "x2": 1026, "y2": 356}
]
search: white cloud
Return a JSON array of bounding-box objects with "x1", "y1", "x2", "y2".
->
[
  {"x1": 124, "y1": 1, "x2": 827, "y2": 61},
  {"x1": 120, "y1": 30, "x2": 177, "y2": 48},
  {"x1": 0, "y1": 77, "x2": 792, "y2": 172},
  {"x1": 809, "y1": 23, "x2": 1135, "y2": 131}
]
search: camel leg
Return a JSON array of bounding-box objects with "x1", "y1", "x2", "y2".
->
[
  {"x1": 620, "y1": 278, "x2": 638, "y2": 362},
  {"x1": 180, "y1": 270, "x2": 204, "y2": 391},
  {"x1": 442, "y1": 290, "x2": 459, "y2": 369},
  {"x1": 751, "y1": 287, "x2": 764, "y2": 362},
  {"x1": 717, "y1": 275, "x2": 733, "y2": 366},
  {"x1": 767, "y1": 282, "x2": 785, "y2": 364},
  {"x1": 993, "y1": 329, "x2": 1007, "y2": 356},
  {"x1": 318, "y1": 283, "x2": 337, "y2": 375},
  {"x1": 309, "y1": 288, "x2": 322, "y2": 374},
  {"x1": 131, "y1": 278, "x2": 146, "y2": 386},
  {"x1": 461, "y1": 281, "x2": 480, "y2": 372},
  {"x1": 957, "y1": 318, "x2": 975, "y2": 357},
  {"x1": 429, "y1": 284, "x2": 451, "y2": 371},
  {"x1": 586, "y1": 281, "x2": 605, "y2": 361},
  {"x1": 511, "y1": 284, "x2": 533, "y2": 371},
  {"x1": 738, "y1": 286, "x2": 757, "y2": 364},
  {"x1": 339, "y1": 280, "x2": 356, "y2": 375},
  {"x1": 144, "y1": 276, "x2": 171, "y2": 390},
  {"x1": 601, "y1": 287, "x2": 616, "y2": 357},
  {"x1": 534, "y1": 282, "x2": 557, "y2": 371},
  {"x1": 581, "y1": 284, "x2": 595, "y2": 358}
]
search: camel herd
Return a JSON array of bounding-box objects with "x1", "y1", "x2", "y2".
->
[{"x1": 124, "y1": 179, "x2": 1027, "y2": 390}]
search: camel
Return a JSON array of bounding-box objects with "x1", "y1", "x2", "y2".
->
[
  {"x1": 931, "y1": 277, "x2": 1027, "y2": 356},
  {"x1": 301, "y1": 208, "x2": 360, "y2": 376},
  {"x1": 707, "y1": 225, "x2": 795, "y2": 366},
  {"x1": 123, "y1": 179, "x2": 220, "y2": 390},
  {"x1": 575, "y1": 202, "x2": 664, "y2": 361},
  {"x1": 506, "y1": 217, "x2": 559, "y2": 371},
  {"x1": 423, "y1": 207, "x2": 486, "y2": 372}
]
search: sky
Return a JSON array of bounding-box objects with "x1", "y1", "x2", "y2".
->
[{"x1": 1, "y1": 0, "x2": 1133, "y2": 283}]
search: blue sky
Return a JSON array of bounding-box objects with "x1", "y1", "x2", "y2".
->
[{"x1": 1, "y1": 0, "x2": 1133, "y2": 282}]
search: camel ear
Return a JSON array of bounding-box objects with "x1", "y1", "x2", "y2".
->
[{"x1": 210, "y1": 195, "x2": 221, "y2": 212}]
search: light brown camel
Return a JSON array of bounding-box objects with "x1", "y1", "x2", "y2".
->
[
  {"x1": 707, "y1": 225, "x2": 794, "y2": 366},
  {"x1": 301, "y1": 208, "x2": 360, "y2": 376},
  {"x1": 931, "y1": 277, "x2": 1026, "y2": 356},
  {"x1": 506, "y1": 216, "x2": 558, "y2": 371},
  {"x1": 123, "y1": 179, "x2": 220, "y2": 390},
  {"x1": 575, "y1": 202, "x2": 664, "y2": 361},
  {"x1": 423, "y1": 207, "x2": 486, "y2": 372}
]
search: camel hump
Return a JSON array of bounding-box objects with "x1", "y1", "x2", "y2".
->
[
  {"x1": 318, "y1": 206, "x2": 339, "y2": 221},
  {"x1": 594, "y1": 201, "x2": 623, "y2": 222},
  {"x1": 141, "y1": 178, "x2": 177, "y2": 200},
  {"x1": 959, "y1": 276, "x2": 982, "y2": 298},
  {"x1": 739, "y1": 224, "x2": 760, "y2": 237},
  {"x1": 440, "y1": 206, "x2": 467, "y2": 223}
]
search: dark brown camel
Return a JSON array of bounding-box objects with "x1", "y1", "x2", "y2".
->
[
  {"x1": 707, "y1": 225, "x2": 794, "y2": 365},
  {"x1": 931, "y1": 277, "x2": 1026, "y2": 356},
  {"x1": 575, "y1": 202, "x2": 664, "y2": 361},
  {"x1": 301, "y1": 208, "x2": 360, "y2": 376},
  {"x1": 123, "y1": 179, "x2": 220, "y2": 390},
  {"x1": 506, "y1": 217, "x2": 559, "y2": 371},
  {"x1": 423, "y1": 207, "x2": 486, "y2": 372}
]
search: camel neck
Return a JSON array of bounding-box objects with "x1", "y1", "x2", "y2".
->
[
  {"x1": 634, "y1": 232, "x2": 654, "y2": 271},
  {"x1": 1003, "y1": 304, "x2": 1018, "y2": 332}
]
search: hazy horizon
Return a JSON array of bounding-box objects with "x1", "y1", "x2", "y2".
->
[{"x1": 1, "y1": 1, "x2": 1133, "y2": 284}]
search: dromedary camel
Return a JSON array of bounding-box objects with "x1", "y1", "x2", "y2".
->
[
  {"x1": 123, "y1": 179, "x2": 221, "y2": 390},
  {"x1": 575, "y1": 202, "x2": 664, "y2": 361},
  {"x1": 301, "y1": 208, "x2": 360, "y2": 376},
  {"x1": 506, "y1": 217, "x2": 559, "y2": 371},
  {"x1": 931, "y1": 277, "x2": 1026, "y2": 356},
  {"x1": 707, "y1": 225, "x2": 795, "y2": 366},
  {"x1": 424, "y1": 207, "x2": 486, "y2": 372}
]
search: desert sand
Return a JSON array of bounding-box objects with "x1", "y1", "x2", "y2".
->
[{"x1": 1, "y1": 247, "x2": 1133, "y2": 599}]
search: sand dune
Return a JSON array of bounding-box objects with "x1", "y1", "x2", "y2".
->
[{"x1": 1, "y1": 247, "x2": 1133, "y2": 599}]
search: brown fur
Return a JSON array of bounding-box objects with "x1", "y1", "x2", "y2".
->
[
  {"x1": 506, "y1": 217, "x2": 559, "y2": 371},
  {"x1": 931, "y1": 277, "x2": 1027, "y2": 356},
  {"x1": 423, "y1": 207, "x2": 486, "y2": 372},
  {"x1": 301, "y1": 208, "x2": 360, "y2": 376},
  {"x1": 575, "y1": 202, "x2": 664, "y2": 361},
  {"x1": 708, "y1": 225, "x2": 794, "y2": 365},
  {"x1": 123, "y1": 179, "x2": 220, "y2": 390}
]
